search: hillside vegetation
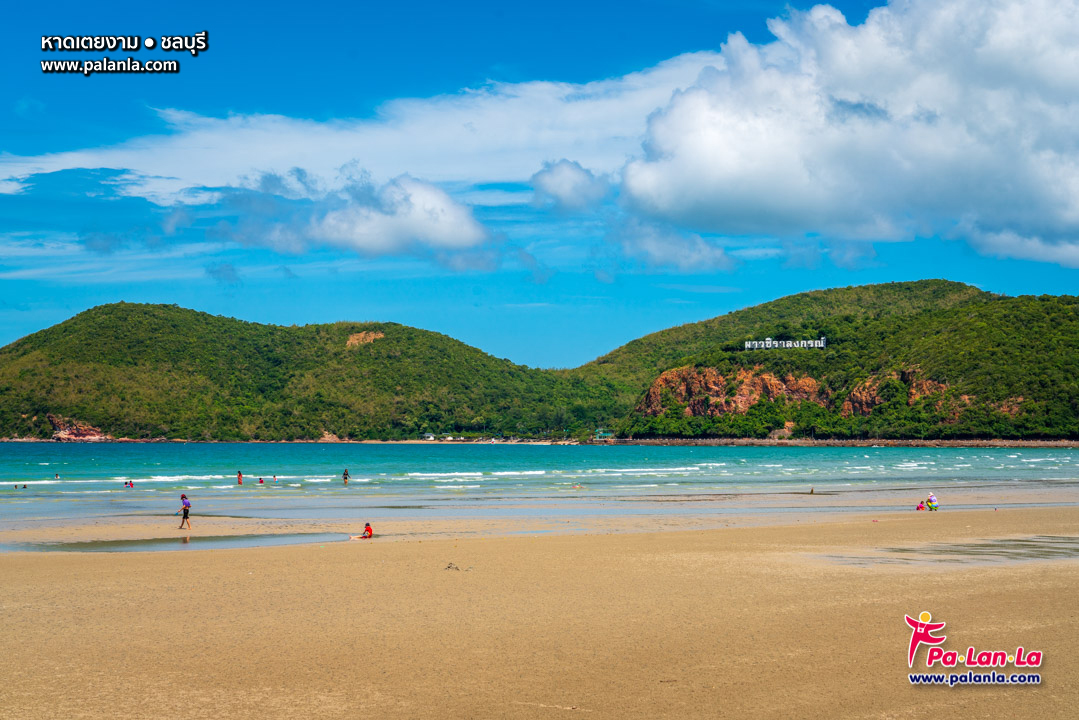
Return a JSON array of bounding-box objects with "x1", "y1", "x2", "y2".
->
[
  {"x1": 0, "y1": 304, "x2": 620, "y2": 440},
  {"x1": 0, "y1": 280, "x2": 1075, "y2": 441},
  {"x1": 621, "y1": 292, "x2": 1079, "y2": 440}
]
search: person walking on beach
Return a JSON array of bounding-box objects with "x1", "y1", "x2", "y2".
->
[
  {"x1": 178, "y1": 494, "x2": 192, "y2": 530},
  {"x1": 350, "y1": 523, "x2": 372, "y2": 540}
]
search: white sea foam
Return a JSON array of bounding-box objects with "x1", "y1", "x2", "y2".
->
[{"x1": 407, "y1": 471, "x2": 483, "y2": 478}]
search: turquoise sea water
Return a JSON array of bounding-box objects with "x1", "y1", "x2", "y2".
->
[{"x1": 1, "y1": 444, "x2": 1076, "y2": 525}]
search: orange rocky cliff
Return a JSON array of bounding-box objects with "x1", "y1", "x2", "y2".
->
[
  {"x1": 46, "y1": 414, "x2": 112, "y2": 442},
  {"x1": 638, "y1": 366, "x2": 828, "y2": 418}
]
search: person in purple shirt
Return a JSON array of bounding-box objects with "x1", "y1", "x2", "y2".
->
[{"x1": 178, "y1": 494, "x2": 192, "y2": 530}]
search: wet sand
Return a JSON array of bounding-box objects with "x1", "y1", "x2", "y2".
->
[
  {"x1": 2, "y1": 506, "x2": 1077, "y2": 718},
  {"x1": 1, "y1": 482, "x2": 1075, "y2": 547}
]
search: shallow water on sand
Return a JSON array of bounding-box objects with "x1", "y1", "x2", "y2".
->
[
  {"x1": 824, "y1": 535, "x2": 1079, "y2": 566},
  {"x1": 0, "y1": 532, "x2": 348, "y2": 553}
]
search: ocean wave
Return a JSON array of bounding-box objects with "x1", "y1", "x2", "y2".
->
[
  {"x1": 407, "y1": 471, "x2": 483, "y2": 478},
  {"x1": 586, "y1": 466, "x2": 700, "y2": 474}
]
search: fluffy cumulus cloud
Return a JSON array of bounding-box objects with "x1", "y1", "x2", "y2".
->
[
  {"x1": 314, "y1": 176, "x2": 487, "y2": 253},
  {"x1": 0, "y1": 53, "x2": 718, "y2": 205},
  {"x1": 214, "y1": 174, "x2": 488, "y2": 256},
  {"x1": 622, "y1": 0, "x2": 1079, "y2": 267},
  {"x1": 530, "y1": 160, "x2": 608, "y2": 211},
  {"x1": 4, "y1": 0, "x2": 1079, "y2": 272},
  {"x1": 614, "y1": 219, "x2": 734, "y2": 272}
]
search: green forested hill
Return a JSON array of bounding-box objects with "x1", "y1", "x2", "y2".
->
[
  {"x1": 622, "y1": 292, "x2": 1079, "y2": 439},
  {"x1": 0, "y1": 281, "x2": 1076, "y2": 441},
  {"x1": 0, "y1": 303, "x2": 621, "y2": 440},
  {"x1": 571, "y1": 280, "x2": 990, "y2": 391}
]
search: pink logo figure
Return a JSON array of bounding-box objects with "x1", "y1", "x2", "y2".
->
[{"x1": 905, "y1": 611, "x2": 947, "y2": 667}]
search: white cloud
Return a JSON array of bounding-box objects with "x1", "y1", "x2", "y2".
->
[
  {"x1": 4, "y1": 0, "x2": 1079, "y2": 272},
  {"x1": 615, "y1": 219, "x2": 734, "y2": 272},
  {"x1": 968, "y1": 229, "x2": 1079, "y2": 268},
  {"x1": 622, "y1": 0, "x2": 1079, "y2": 261},
  {"x1": 0, "y1": 52, "x2": 719, "y2": 205},
  {"x1": 313, "y1": 176, "x2": 487, "y2": 253},
  {"x1": 531, "y1": 159, "x2": 608, "y2": 211}
]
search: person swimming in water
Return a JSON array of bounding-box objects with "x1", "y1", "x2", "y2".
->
[{"x1": 349, "y1": 523, "x2": 373, "y2": 540}]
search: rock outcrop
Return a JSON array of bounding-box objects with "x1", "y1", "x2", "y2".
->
[
  {"x1": 641, "y1": 365, "x2": 978, "y2": 421},
  {"x1": 840, "y1": 376, "x2": 888, "y2": 417},
  {"x1": 46, "y1": 414, "x2": 112, "y2": 442},
  {"x1": 638, "y1": 366, "x2": 827, "y2": 417},
  {"x1": 347, "y1": 331, "x2": 384, "y2": 347}
]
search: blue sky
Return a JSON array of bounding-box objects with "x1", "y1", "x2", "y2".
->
[{"x1": 3, "y1": 0, "x2": 1077, "y2": 367}]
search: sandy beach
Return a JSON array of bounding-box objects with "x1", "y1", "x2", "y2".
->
[{"x1": 2, "y1": 505, "x2": 1077, "y2": 719}]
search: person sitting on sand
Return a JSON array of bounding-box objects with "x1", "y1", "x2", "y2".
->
[
  {"x1": 178, "y1": 494, "x2": 192, "y2": 530},
  {"x1": 350, "y1": 523, "x2": 373, "y2": 540},
  {"x1": 926, "y1": 493, "x2": 939, "y2": 511},
  {"x1": 916, "y1": 501, "x2": 926, "y2": 511}
]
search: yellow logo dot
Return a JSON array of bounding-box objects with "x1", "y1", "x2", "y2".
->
[{"x1": 918, "y1": 611, "x2": 932, "y2": 623}]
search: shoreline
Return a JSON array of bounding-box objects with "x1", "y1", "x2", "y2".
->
[
  {"x1": 4, "y1": 482, "x2": 1077, "y2": 548},
  {"x1": 2, "y1": 436, "x2": 1077, "y2": 447},
  {"x1": 603, "y1": 437, "x2": 1079, "y2": 448}
]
